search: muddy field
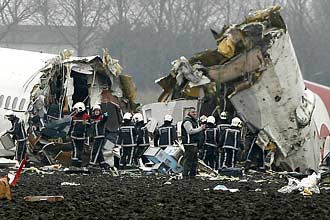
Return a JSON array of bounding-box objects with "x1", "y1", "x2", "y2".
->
[{"x1": 0, "y1": 169, "x2": 329, "y2": 220}]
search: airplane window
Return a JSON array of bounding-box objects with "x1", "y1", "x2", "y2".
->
[
  {"x1": 5, "y1": 96, "x2": 11, "y2": 108},
  {"x1": 0, "y1": 95, "x2": 4, "y2": 107},
  {"x1": 19, "y1": 99, "x2": 26, "y2": 111},
  {"x1": 12, "y1": 97, "x2": 18, "y2": 110}
]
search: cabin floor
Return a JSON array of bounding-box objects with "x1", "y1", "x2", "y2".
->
[{"x1": 0, "y1": 169, "x2": 329, "y2": 219}]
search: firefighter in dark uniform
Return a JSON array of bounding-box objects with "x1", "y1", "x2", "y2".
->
[
  {"x1": 133, "y1": 113, "x2": 149, "y2": 165},
  {"x1": 181, "y1": 107, "x2": 204, "y2": 177},
  {"x1": 116, "y1": 112, "x2": 137, "y2": 168},
  {"x1": 245, "y1": 132, "x2": 265, "y2": 172},
  {"x1": 201, "y1": 116, "x2": 220, "y2": 170},
  {"x1": 89, "y1": 104, "x2": 110, "y2": 172},
  {"x1": 68, "y1": 102, "x2": 90, "y2": 167},
  {"x1": 154, "y1": 114, "x2": 178, "y2": 150},
  {"x1": 5, "y1": 110, "x2": 27, "y2": 163},
  {"x1": 216, "y1": 111, "x2": 231, "y2": 168},
  {"x1": 217, "y1": 111, "x2": 231, "y2": 134},
  {"x1": 219, "y1": 117, "x2": 244, "y2": 168}
]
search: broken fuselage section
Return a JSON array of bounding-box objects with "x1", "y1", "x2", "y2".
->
[
  {"x1": 25, "y1": 50, "x2": 137, "y2": 165},
  {"x1": 155, "y1": 6, "x2": 330, "y2": 173}
]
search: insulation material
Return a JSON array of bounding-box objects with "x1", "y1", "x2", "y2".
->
[
  {"x1": 218, "y1": 35, "x2": 236, "y2": 58},
  {"x1": 120, "y1": 75, "x2": 137, "y2": 103},
  {"x1": 189, "y1": 49, "x2": 228, "y2": 67},
  {"x1": 184, "y1": 86, "x2": 203, "y2": 98},
  {"x1": 245, "y1": 5, "x2": 281, "y2": 23},
  {"x1": 103, "y1": 48, "x2": 123, "y2": 76}
]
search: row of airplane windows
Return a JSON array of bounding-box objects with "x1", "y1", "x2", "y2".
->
[{"x1": 0, "y1": 95, "x2": 26, "y2": 111}]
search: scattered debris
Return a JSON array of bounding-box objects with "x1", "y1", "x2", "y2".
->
[
  {"x1": 24, "y1": 195, "x2": 64, "y2": 202},
  {"x1": 22, "y1": 167, "x2": 50, "y2": 175},
  {"x1": 209, "y1": 176, "x2": 240, "y2": 182},
  {"x1": 213, "y1": 184, "x2": 239, "y2": 192},
  {"x1": 198, "y1": 160, "x2": 218, "y2": 177},
  {"x1": 0, "y1": 133, "x2": 15, "y2": 150},
  {"x1": 278, "y1": 173, "x2": 320, "y2": 195},
  {"x1": 61, "y1": 182, "x2": 80, "y2": 186},
  {"x1": 219, "y1": 167, "x2": 244, "y2": 177},
  {"x1": 39, "y1": 164, "x2": 62, "y2": 172},
  {"x1": 0, "y1": 158, "x2": 17, "y2": 168},
  {"x1": 63, "y1": 167, "x2": 90, "y2": 174},
  {"x1": 143, "y1": 146, "x2": 183, "y2": 174},
  {"x1": 0, "y1": 176, "x2": 12, "y2": 200}
]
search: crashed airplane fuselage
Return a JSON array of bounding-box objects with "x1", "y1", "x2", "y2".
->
[
  {"x1": 154, "y1": 6, "x2": 330, "y2": 173},
  {"x1": 0, "y1": 48, "x2": 137, "y2": 166}
]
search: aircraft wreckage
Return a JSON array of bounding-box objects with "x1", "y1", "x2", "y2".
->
[
  {"x1": 0, "y1": 6, "x2": 330, "y2": 174},
  {"x1": 149, "y1": 6, "x2": 330, "y2": 173},
  {"x1": 0, "y1": 48, "x2": 137, "y2": 166}
]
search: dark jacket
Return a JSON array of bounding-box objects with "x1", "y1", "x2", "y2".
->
[
  {"x1": 202, "y1": 123, "x2": 220, "y2": 147},
  {"x1": 219, "y1": 125, "x2": 244, "y2": 150},
  {"x1": 7, "y1": 116, "x2": 27, "y2": 142},
  {"x1": 136, "y1": 121, "x2": 150, "y2": 147},
  {"x1": 217, "y1": 120, "x2": 231, "y2": 133},
  {"x1": 181, "y1": 115, "x2": 203, "y2": 146},
  {"x1": 90, "y1": 113, "x2": 109, "y2": 139},
  {"x1": 68, "y1": 112, "x2": 90, "y2": 140},
  {"x1": 116, "y1": 120, "x2": 137, "y2": 147},
  {"x1": 154, "y1": 121, "x2": 178, "y2": 147}
]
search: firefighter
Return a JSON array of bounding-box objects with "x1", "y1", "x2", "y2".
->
[
  {"x1": 201, "y1": 116, "x2": 221, "y2": 170},
  {"x1": 133, "y1": 113, "x2": 149, "y2": 165},
  {"x1": 217, "y1": 111, "x2": 231, "y2": 133},
  {"x1": 181, "y1": 107, "x2": 204, "y2": 178},
  {"x1": 68, "y1": 102, "x2": 90, "y2": 167},
  {"x1": 217, "y1": 111, "x2": 231, "y2": 166},
  {"x1": 219, "y1": 117, "x2": 244, "y2": 168},
  {"x1": 5, "y1": 110, "x2": 27, "y2": 163},
  {"x1": 89, "y1": 104, "x2": 110, "y2": 172},
  {"x1": 116, "y1": 112, "x2": 137, "y2": 168},
  {"x1": 153, "y1": 114, "x2": 178, "y2": 150},
  {"x1": 245, "y1": 133, "x2": 266, "y2": 172}
]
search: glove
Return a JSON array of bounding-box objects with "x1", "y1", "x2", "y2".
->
[{"x1": 103, "y1": 112, "x2": 109, "y2": 117}]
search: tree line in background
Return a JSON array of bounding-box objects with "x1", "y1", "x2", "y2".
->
[{"x1": 0, "y1": 0, "x2": 329, "y2": 102}]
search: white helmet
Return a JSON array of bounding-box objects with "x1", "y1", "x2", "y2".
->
[
  {"x1": 92, "y1": 104, "x2": 101, "y2": 111},
  {"x1": 123, "y1": 112, "x2": 132, "y2": 120},
  {"x1": 220, "y1": 111, "x2": 228, "y2": 120},
  {"x1": 199, "y1": 115, "x2": 207, "y2": 123},
  {"x1": 73, "y1": 102, "x2": 86, "y2": 112},
  {"x1": 4, "y1": 110, "x2": 15, "y2": 118},
  {"x1": 207, "y1": 116, "x2": 216, "y2": 124},
  {"x1": 164, "y1": 114, "x2": 173, "y2": 122},
  {"x1": 231, "y1": 117, "x2": 242, "y2": 127},
  {"x1": 133, "y1": 113, "x2": 144, "y2": 122}
]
